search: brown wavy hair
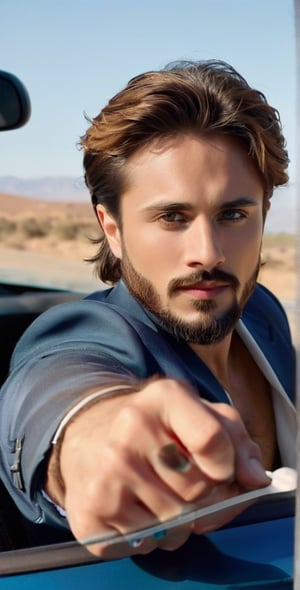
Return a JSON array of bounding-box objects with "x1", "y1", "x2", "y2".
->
[{"x1": 80, "y1": 59, "x2": 289, "y2": 284}]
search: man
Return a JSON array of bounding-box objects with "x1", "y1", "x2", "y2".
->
[{"x1": 0, "y1": 60, "x2": 295, "y2": 559}]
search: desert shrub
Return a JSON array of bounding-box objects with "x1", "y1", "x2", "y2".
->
[
  {"x1": 0, "y1": 217, "x2": 17, "y2": 238},
  {"x1": 54, "y1": 220, "x2": 81, "y2": 240},
  {"x1": 21, "y1": 217, "x2": 51, "y2": 238},
  {"x1": 54, "y1": 219, "x2": 97, "y2": 240}
]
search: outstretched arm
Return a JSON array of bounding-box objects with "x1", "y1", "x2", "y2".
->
[{"x1": 46, "y1": 377, "x2": 269, "y2": 559}]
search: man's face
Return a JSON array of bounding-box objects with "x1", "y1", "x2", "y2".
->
[{"x1": 99, "y1": 134, "x2": 266, "y2": 345}]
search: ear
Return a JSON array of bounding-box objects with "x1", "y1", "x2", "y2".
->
[{"x1": 96, "y1": 205, "x2": 122, "y2": 259}]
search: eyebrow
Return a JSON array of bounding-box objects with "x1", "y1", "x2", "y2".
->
[
  {"x1": 141, "y1": 196, "x2": 260, "y2": 213},
  {"x1": 219, "y1": 197, "x2": 260, "y2": 209}
]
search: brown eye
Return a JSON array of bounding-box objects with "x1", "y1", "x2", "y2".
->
[{"x1": 160, "y1": 212, "x2": 186, "y2": 223}]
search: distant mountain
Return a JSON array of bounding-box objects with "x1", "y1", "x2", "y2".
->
[
  {"x1": 0, "y1": 176, "x2": 89, "y2": 203},
  {"x1": 0, "y1": 176, "x2": 296, "y2": 233}
]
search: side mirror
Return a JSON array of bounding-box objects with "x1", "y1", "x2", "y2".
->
[{"x1": 0, "y1": 71, "x2": 31, "y2": 131}]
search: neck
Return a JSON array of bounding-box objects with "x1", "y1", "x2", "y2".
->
[{"x1": 189, "y1": 331, "x2": 236, "y2": 391}]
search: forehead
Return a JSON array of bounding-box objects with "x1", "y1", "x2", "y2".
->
[{"x1": 122, "y1": 133, "x2": 264, "y2": 204}]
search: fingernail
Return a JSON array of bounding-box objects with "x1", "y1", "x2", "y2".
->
[
  {"x1": 129, "y1": 538, "x2": 143, "y2": 548},
  {"x1": 249, "y1": 458, "x2": 271, "y2": 484}
]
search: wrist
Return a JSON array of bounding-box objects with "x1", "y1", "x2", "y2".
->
[{"x1": 45, "y1": 383, "x2": 138, "y2": 507}]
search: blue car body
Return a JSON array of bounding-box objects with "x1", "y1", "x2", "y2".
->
[{"x1": 0, "y1": 497, "x2": 295, "y2": 588}]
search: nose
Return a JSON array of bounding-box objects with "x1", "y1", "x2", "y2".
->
[{"x1": 183, "y1": 217, "x2": 225, "y2": 270}]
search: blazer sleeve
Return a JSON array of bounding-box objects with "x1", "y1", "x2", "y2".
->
[{"x1": 0, "y1": 299, "x2": 152, "y2": 526}]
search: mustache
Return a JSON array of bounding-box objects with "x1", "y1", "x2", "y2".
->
[{"x1": 168, "y1": 269, "x2": 240, "y2": 295}]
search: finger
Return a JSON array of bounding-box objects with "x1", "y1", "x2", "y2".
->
[
  {"x1": 113, "y1": 384, "x2": 236, "y2": 497},
  {"x1": 209, "y1": 403, "x2": 270, "y2": 488},
  {"x1": 152, "y1": 380, "x2": 268, "y2": 488},
  {"x1": 193, "y1": 489, "x2": 255, "y2": 535},
  {"x1": 67, "y1": 488, "x2": 160, "y2": 558},
  {"x1": 107, "y1": 402, "x2": 219, "y2": 503},
  {"x1": 84, "y1": 525, "x2": 192, "y2": 559},
  {"x1": 71, "y1": 493, "x2": 192, "y2": 558},
  {"x1": 152, "y1": 442, "x2": 219, "y2": 503},
  {"x1": 87, "y1": 535, "x2": 159, "y2": 559},
  {"x1": 151, "y1": 380, "x2": 236, "y2": 482},
  {"x1": 151, "y1": 524, "x2": 193, "y2": 551},
  {"x1": 65, "y1": 447, "x2": 185, "y2": 539}
]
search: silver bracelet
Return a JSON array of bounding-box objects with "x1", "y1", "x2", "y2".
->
[{"x1": 52, "y1": 384, "x2": 134, "y2": 445}]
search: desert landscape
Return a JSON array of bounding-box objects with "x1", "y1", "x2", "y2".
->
[{"x1": 0, "y1": 192, "x2": 296, "y2": 335}]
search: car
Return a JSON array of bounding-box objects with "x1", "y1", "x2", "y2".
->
[{"x1": 0, "y1": 69, "x2": 295, "y2": 589}]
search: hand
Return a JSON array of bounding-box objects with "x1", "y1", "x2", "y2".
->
[{"x1": 46, "y1": 378, "x2": 270, "y2": 559}]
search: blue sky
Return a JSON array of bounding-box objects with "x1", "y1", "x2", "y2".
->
[{"x1": 0, "y1": 0, "x2": 296, "y2": 186}]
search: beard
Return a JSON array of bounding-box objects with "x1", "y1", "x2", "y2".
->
[{"x1": 121, "y1": 251, "x2": 260, "y2": 345}]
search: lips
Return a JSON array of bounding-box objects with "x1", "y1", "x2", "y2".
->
[
  {"x1": 180, "y1": 281, "x2": 228, "y2": 290},
  {"x1": 176, "y1": 282, "x2": 230, "y2": 299},
  {"x1": 168, "y1": 270, "x2": 239, "y2": 299}
]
